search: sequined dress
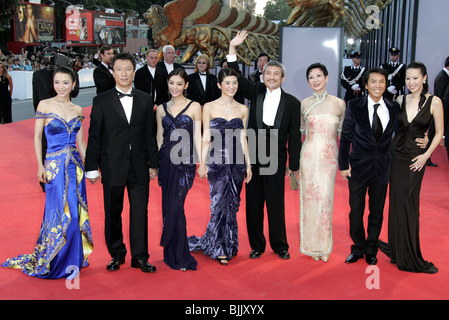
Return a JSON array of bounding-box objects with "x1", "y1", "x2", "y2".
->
[
  {"x1": 158, "y1": 102, "x2": 198, "y2": 270},
  {"x1": 2, "y1": 112, "x2": 93, "y2": 279},
  {"x1": 189, "y1": 117, "x2": 246, "y2": 260}
]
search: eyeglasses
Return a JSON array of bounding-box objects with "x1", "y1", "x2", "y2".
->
[{"x1": 197, "y1": 61, "x2": 207, "y2": 65}]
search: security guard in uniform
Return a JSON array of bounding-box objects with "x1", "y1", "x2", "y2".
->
[
  {"x1": 341, "y1": 51, "x2": 366, "y2": 103},
  {"x1": 380, "y1": 47, "x2": 405, "y2": 101}
]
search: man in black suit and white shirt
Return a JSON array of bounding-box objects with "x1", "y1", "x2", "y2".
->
[
  {"x1": 93, "y1": 45, "x2": 116, "y2": 95},
  {"x1": 339, "y1": 68, "x2": 428, "y2": 265},
  {"x1": 187, "y1": 54, "x2": 219, "y2": 105},
  {"x1": 156, "y1": 45, "x2": 184, "y2": 75},
  {"x1": 134, "y1": 49, "x2": 169, "y2": 108},
  {"x1": 227, "y1": 31, "x2": 301, "y2": 260},
  {"x1": 248, "y1": 53, "x2": 269, "y2": 83},
  {"x1": 85, "y1": 52, "x2": 159, "y2": 273}
]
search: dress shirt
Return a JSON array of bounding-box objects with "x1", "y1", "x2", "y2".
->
[
  {"x1": 147, "y1": 65, "x2": 156, "y2": 100},
  {"x1": 147, "y1": 65, "x2": 156, "y2": 78},
  {"x1": 102, "y1": 62, "x2": 112, "y2": 74},
  {"x1": 199, "y1": 72, "x2": 207, "y2": 90},
  {"x1": 116, "y1": 87, "x2": 133, "y2": 123},
  {"x1": 368, "y1": 96, "x2": 389, "y2": 132},
  {"x1": 164, "y1": 61, "x2": 174, "y2": 74},
  {"x1": 263, "y1": 87, "x2": 281, "y2": 126},
  {"x1": 85, "y1": 87, "x2": 133, "y2": 180},
  {"x1": 444, "y1": 67, "x2": 449, "y2": 77}
]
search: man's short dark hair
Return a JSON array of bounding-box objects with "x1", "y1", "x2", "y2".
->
[
  {"x1": 363, "y1": 67, "x2": 389, "y2": 84},
  {"x1": 112, "y1": 52, "x2": 136, "y2": 70},
  {"x1": 99, "y1": 45, "x2": 113, "y2": 55}
]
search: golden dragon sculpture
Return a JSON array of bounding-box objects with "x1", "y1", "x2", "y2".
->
[
  {"x1": 143, "y1": 0, "x2": 280, "y2": 66},
  {"x1": 285, "y1": 0, "x2": 393, "y2": 39}
]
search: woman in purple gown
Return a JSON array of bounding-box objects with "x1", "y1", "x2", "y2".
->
[
  {"x1": 156, "y1": 68, "x2": 202, "y2": 271},
  {"x1": 189, "y1": 68, "x2": 252, "y2": 266}
]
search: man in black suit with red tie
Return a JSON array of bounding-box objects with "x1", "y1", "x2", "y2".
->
[
  {"x1": 93, "y1": 45, "x2": 116, "y2": 95},
  {"x1": 85, "y1": 52, "x2": 159, "y2": 273},
  {"x1": 134, "y1": 49, "x2": 169, "y2": 108},
  {"x1": 339, "y1": 68, "x2": 427, "y2": 265},
  {"x1": 227, "y1": 31, "x2": 301, "y2": 260}
]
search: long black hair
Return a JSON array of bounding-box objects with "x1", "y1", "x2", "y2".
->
[{"x1": 407, "y1": 62, "x2": 428, "y2": 110}]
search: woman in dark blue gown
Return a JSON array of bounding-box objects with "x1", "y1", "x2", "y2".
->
[
  {"x1": 2, "y1": 67, "x2": 93, "y2": 279},
  {"x1": 156, "y1": 68, "x2": 202, "y2": 271},
  {"x1": 189, "y1": 68, "x2": 252, "y2": 266}
]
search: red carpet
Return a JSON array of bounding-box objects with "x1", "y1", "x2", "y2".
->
[{"x1": 1, "y1": 107, "x2": 449, "y2": 301}]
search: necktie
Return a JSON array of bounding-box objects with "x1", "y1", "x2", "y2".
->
[
  {"x1": 199, "y1": 73, "x2": 207, "y2": 76},
  {"x1": 372, "y1": 103, "x2": 383, "y2": 141},
  {"x1": 116, "y1": 90, "x2": 134, "y2": 98}
]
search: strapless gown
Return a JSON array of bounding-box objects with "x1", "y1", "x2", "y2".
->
[{"x1": 189, "y1": 117, "x2": 246, "y2": 260}]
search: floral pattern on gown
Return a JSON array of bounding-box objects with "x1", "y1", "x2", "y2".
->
[
  {"x1": 1, "y1": 112, "x2": 93, "y2": 279},
  {"x1": 299, "y1": 93, "x2": 344, "y2": 258},
  {"x1": 189, "y1": 117, "x2": 246, "y2": 260},
  {"x1": 158, "y1": 102, "x2": 198, "y2": 270}
]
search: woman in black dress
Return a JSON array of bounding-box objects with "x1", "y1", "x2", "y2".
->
[{"x1": 381, "y1": 62, "x2": 444, "y2": 274}]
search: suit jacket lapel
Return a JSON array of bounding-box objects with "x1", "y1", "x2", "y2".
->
[
  {"x1": 101, "y1": 63, "x2": 113, "y2": 79},
  {"x1": 256, "y1": 89, "x2": 265, "y2": 129},
  {"x1": 382, "y1": 99, "x2": 396, "y2": 136},
  {"x1": 111, "y1": 91, "x2": 129, "y2": 124},
  {"x1": 358, "y1": 97, "x2": 371, "y2": 132},
  {"x1": 129, "y1": 91, "x2": 140, "y2": 124},
  {"x1": 195, "y1": 73, "x2": 205, "y2": 95},
  {"x1": 274, "y1": 91, "x2": 286, "y2": 129}
]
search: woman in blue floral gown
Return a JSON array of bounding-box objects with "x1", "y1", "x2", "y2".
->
[
  {"x1": 2, "y1": 67, "x2": 93, "y2": 279},
  {"x1": 156, "y1": 68, "x2": 202, "y2": 271},
  {"x1": 189, "y1": 68, "x2": 252, "y2": 266}
]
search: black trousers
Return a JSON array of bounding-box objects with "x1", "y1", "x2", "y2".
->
[
  {"x1": 245, "y1": 168, "x2": 288, "y2": 253},
  {"x1": 348, "y1": 175, "x2": 388, "y2": 257},
  {"x1": 102, "y1": 160, "x2": 150, "y2": 261}
]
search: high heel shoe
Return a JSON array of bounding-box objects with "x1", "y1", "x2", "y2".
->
[
  {"x1": 311, "y1": 255, "x2": 320, "y2": 261},
  {"x1": 217, "y1": 256, "x2": 228, "y2": 266}
]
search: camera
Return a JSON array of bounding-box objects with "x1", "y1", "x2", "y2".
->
[{"x1": 41, "y1": 45, "x2": 84, "y2": 68}]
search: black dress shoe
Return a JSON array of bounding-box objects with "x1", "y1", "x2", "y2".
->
[
  {"x1": 345, "y1": 253, "x2": 361, "y2": 264},
  {"x1": 275, "y1": 250, "x2": 291, "y2": 260},
  {"x1": 365, "y1": 255, "x2": 378, "y2": 265},
  {"x1": 426, "y1": 160, "x2": 438, "y2": 167},
  {"x1": 131, "y1": 258, "x2": 157, "y2": 273},
  {"x1": 106, "y1": 257, "x2": 125, "y2": 270},
  {"x1": 249, "y1": 250, "x2": 263, "y2": 259}
]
